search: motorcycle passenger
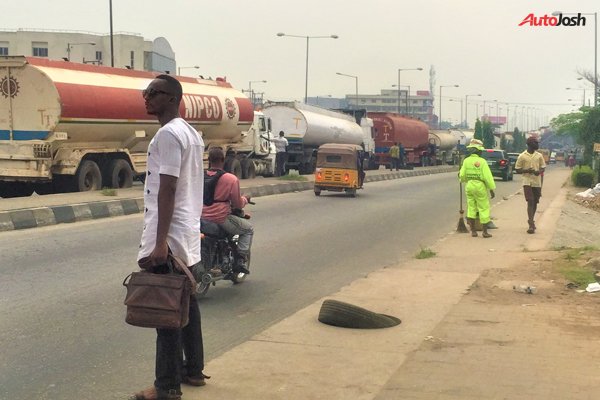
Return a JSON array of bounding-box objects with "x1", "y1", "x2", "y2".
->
[{"x1": 202, "y1": 147, "x2": 253, "y2": 274}]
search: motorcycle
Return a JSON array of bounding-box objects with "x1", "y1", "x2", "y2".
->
[{"x1": 192, "y1": 203, "x2": 254, "y2": 297}]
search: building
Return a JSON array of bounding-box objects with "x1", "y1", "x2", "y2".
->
[
  {"x1": 0, "y1": 28, "x2": 175, "y2": 73},
  {"x1": 346, "y1": 89, "x2": 434, "y2": 126}
]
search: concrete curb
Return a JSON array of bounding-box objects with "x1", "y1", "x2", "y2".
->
[{"x1": 0, "y1": 166, "x2": 457, "y2": 232}]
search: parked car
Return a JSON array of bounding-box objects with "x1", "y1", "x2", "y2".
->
[{"x1": 481, "y1": 149, "x2": 513, "y2": 181}]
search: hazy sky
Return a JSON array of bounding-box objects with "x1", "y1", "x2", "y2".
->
[{"x1": 3, "y1": 0, "x2": 599, "y2": 125}]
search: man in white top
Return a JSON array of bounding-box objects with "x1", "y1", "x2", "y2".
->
[
  {"x1": 515, "y1": 136, "x2": 546, "y2": 234},
  {"x1": 133, "y1": 75, "x2": 207, "y2": 400},
  {"x1": 272, "y1": 130, "x2": 288, "y2": 176}
]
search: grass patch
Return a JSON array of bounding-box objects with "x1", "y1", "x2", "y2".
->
[
  {"x1": 415, "y1": 246, "x2": 436, "y2": 259},
  {"x1": 278, "y1": 171, "x2": 308, "y2": 181},
  {"x1": 101, "y1": 187, "x2": 118, "y2": 196},
  {"x1": 554, "y1": 246, "x2": 600, "y2": 287}
]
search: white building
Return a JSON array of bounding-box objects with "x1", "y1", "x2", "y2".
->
[{"x1": 0, "y1": 28, "x2": 175, "y2": 73}]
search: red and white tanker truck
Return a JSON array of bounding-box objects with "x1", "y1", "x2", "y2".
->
[{"x1": 0, "y1": 56, "x2": 275, "y2": 197}]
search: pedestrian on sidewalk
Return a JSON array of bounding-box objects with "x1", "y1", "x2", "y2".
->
[
  {"x1": 515, "y1": 136, "x2": 546, "y2": 234},
  {"x1": 272, "y1": 131, "x2": 288, "y2": 176},
  {"x1": 134, "y1": 75, "x2": 207, "y2": 400},
  {"x1": 389, "y1": 142, "x2": 400, "y2": 171},
  {"x1": 459, "y1": 139, "x2": 496, "y2": 238}
]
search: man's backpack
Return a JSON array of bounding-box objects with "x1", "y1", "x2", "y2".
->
[{"x1": 203, "y1": 169, "x2": 226, "y2": 206}]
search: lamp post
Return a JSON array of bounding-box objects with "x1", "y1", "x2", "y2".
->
[
  {"x1": 178, "y1": 65, "x2": 200, "y2": 76},
  {"x1": 109, "y1": 0, "x2": 114, "y2": 67},
  {"x1": 248, "y1": 80, "x2": 267, "y2": 107},
  {"x1": 553, "y1": 11, "x2": 597, "y2": 106},
  {"x1": 277, "y1": 32, "x2": 338, "y2": 103},
  {"x1": 336, "y1": 72, "x2": 358, "y2": 109},
  {"x1": 66, "y1": 42, "x2": 96, "y2": 62},
  {"x1": 397, "y1": 68, "x2": 423, "y2": 113},
  {"x1": 566, "y1": 87, "x2": 586, "y2": 106},
  {"x1": 439, "y1": 84, "x2": 459, "y2": 129},
  {"x1": 449, "y1": 98, "x2": 463, "y2": 128},
  {"x1": 464, "y1": 94, "x2": 481, "y2": 129}
]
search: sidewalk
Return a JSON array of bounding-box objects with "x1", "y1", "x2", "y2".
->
[
  {"x1": 0, "y1": 166, "x2": 455, "y2": 231},
  {"x1": 183, "y1": 167, "x2": 600, "y2": 399}
]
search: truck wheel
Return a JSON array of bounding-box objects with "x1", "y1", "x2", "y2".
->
[
  {"x1": 76, "y1": 160, "x2": 102, "y2": 192},
  {"x1": 0, "y1": 182, "x2": 34, "y2": 198},
  {"x1": 106, "y1": 159, "x2": 133, "y2": 188},
  {"x1": 241, "y1": 158, "x2": 256, "y2": 179},
  {"x1": 318, "y1": 299, "x2": 401, "y2": 329},
  {"x1": 224, "y1": 157, "x2": 242, "y2": 179}
]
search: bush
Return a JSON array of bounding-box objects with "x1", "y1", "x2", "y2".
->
[{"x1": 571, "y1": 165, "x2": 595, "y2": 187}]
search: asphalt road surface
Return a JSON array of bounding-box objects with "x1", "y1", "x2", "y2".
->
[{"x1": 0, "y1": 172, "x2": 521, "y2": 399}]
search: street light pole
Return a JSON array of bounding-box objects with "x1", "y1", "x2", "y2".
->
[
  {"x1": 397, "y1": 68, "x2": 423, "y2": 114},
  {"x1": 178, "y1": 65, "x2": 200, "y2": 76},
  {"x1": 336, "y1": 72, "x2": 358, "y2": 108},
  {"x1": 465, "y1": 94, "x2": 481, "y2": 129},
  {"x1": 109, "y1": 0, "x2": 114, "y2": 67},
  {"x1": 277, "y1": 33, "x2": 338, "y2": 103},
  {"x1": 248, "y1": 80, "x2": 267, "y2": 107},
  {"x1": 449, "y1": 98, "x2": 463, "y2": 128},
  {"x1": 566, "y1": 87, "x2": 586, "y2": 106},
  {"x1": 439, "y1": 84, "x2": 459, "y2": 129}
]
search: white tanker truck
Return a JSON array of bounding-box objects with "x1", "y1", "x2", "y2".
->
[
  {"x1": 262, "y1": 102, "x2": 375, "y2": 174},
  {"x1": 0, "y1": 56, "x2": 274, "y2": 197}
]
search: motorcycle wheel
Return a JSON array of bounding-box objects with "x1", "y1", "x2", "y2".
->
[{"x1": 231, "y1": 251, "x2": 250, "y2": 284}]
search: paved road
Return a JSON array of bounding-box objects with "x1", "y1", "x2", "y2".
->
[{"x1": 0, "y1": 172, "x2": 521, "y2": 399}]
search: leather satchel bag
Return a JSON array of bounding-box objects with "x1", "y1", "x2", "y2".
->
[{"x1": 123, "y1": 254, "x2": 197, "y2": 329}]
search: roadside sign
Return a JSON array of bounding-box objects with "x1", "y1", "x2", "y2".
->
[{"x1": 594, "y1": 143, "x2": 600, "y2": 153}]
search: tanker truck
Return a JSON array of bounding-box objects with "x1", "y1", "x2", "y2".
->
[
  {"x1": 262, "y1": 102, "x2": 374, "y2": 174},
  {"x1": 0, "y1": 56, "x2": 273, "y2": 197},
  {"x1": 429, "y1": 130, "x2": 459, "y2": 165},
  {"x1": 367, "y1": 112, "x2": 429, "y2": 168}
]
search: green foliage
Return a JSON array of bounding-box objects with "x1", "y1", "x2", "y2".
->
[
  {"x1": 512, "y1": 128, "x2": 526, "y2": 152},
  {"x1": 500, "y1": 136, "x2": 508, "y2": 151},
  {"x1": 474, "y1": 119, "x2": 483, "y2": 140},
  {"x1": 278, "y1": 171, "x2": 308, "y2": 181},
  {"x1": 482, "y1": 119, "x2": 495, "y2": 149},
  {"x1": 101, "y1": 187, "x2": 118, "y2": 196},
  {"x1": 571, "y1": 165, "x2": 596, "y2": 187},
  {"x1": 551, "y1": 106, "x2": 600, "y2": 165},
  {"x1": 415, "y1": 246, "x2": 436, "y2": 259}
]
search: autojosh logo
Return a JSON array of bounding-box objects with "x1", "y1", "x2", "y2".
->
[{"x1": 519, "y1": 13, "x2": 586, "y2": 27}]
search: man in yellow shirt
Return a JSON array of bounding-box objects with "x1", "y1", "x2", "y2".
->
[
  {"x1": 459, "y1": 139, "x2": 496, "y2": 238},
  {"x1": 389, "y1": 143, "x2": 400, "y2": 171},
  {"x1": 515, "y1": 136, "x2": 546, "y2": 234}
]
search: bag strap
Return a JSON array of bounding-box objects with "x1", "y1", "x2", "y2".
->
[{"x1": 168, "y1": 254, "x2": 197, "y2": 287}]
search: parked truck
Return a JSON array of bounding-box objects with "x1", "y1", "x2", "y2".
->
[
  {"x1": 0, "y1": 56, "x2": 273, "y2": 197},
  {"x1": 367, "y1": 113, "x2": 429, "y2": 168},
  {"x1": 429, "y1": 130, "x2": 460, "y2": 164},
  {"x1": 262, "y1": 102, "x2": 374, "y2": 174}
]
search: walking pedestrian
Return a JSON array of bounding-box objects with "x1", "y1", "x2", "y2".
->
[
  {"x1": 389, "y1": 142, "x2": 400, "y2": 171},
  {"x1": 515, "y1": 136, "x2": 546, "y2": 234},
  {"x1": 133, "y1": 75, "x2": 207, "y2": 400},
  {"x1": 459, "y1": 139, "x2": 496, "y2": 238},
  {"x1": 272, "y1": 131, "x2": 288, "y2": 176}
]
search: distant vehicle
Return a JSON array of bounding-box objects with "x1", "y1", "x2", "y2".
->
[
  {"x1": 507, "y1": 152, "x2": 520, "y2": 168},
  {"x1": 481, "y1": 149, "x2": 513, "y2": 181},
  {"x1": 538, "y1": 149, "x2": 550, "y2": 164},
  {"x1": 549, "y1": 151, "x2": 557, "y2": 164}
]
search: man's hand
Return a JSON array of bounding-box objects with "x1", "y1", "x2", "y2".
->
[
  {"x1": 532, "y1": 170, "x2": 540, "y2": 176},
  {"x1": 490, "y1": 190, "x2": 495, "y2": 199},
  {"x1": 138, "y1": 241, "x2": 169, "y2": 269}
]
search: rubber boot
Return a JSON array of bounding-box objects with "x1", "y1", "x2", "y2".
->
[
  {"x1": 467, "y1": 218, "x2": 478, "y2": 237},
  {"x1": 482, "y1": 223, "x2": 492, "y2": 238}
]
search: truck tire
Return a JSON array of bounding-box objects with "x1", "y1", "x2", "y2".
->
[
  {"x1": 241, "y1": 158, "x2": 256, "y2": 179},
  {"x1": 224, "y1": 157, "x2": 242, "y2": 179},
  {"x1": 318, "y1": 299, "x2": 401, "y2": 329},
  {"x1": 76, "y1": 160, "x2": 102, "y2": 192},
  {"x1": 105, "y1": 159, "x2": 133, "y2": 188}
]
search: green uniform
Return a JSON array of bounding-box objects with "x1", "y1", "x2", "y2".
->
[{"x1": 459, "y1": 153, "x2": 496, "y2": 224}]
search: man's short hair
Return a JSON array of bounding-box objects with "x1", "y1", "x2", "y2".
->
[
  {"x1": 208, "y1": 147, "x2": 225, "y2": 163},
  {"x1": 155, "y1": 74, "x2": 183, "y2": 103},
  {"x1": 279, "y1": 131, "x2": 285, "y2": 137}
]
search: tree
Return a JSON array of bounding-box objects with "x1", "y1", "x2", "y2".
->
[
  {"x1": 500, "y1": 135, "x2": 508, "y2": 151},
  {"x1": 474, "y1": 118, "x2": 482, "y2": 140},
  {"x1": 550, "y1": 106, "x2": 600, "y2": 165},
  {"x1": 512, "y1": 128, "x2": 526, "y2": 152},
  {"x1": 482, "y1": 120, "x2": 495, "y2": 149}
]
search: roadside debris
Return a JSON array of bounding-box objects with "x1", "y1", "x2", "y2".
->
[
  {"x1": 513, "y1": 285, "x2": 537, "y2": 294},
  {"x1": 585, "y1": 282, "x2": 600, "y2": 293}
]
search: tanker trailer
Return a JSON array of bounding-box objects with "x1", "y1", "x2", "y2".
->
[
  {"x1": 429, "y1": 130, "x2": 459, "y2": 165},
  {"x1": 262, "y1": 102, "x2": 365, "y2": 174},
  {"x1": 0, "y1": 56, "x2": 255, "y2": 197},
  {"x1": 367, "y1": 113, "x2": 429, "y2": 168}
]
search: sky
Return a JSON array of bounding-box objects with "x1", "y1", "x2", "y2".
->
[{"x1": 3, "y1": 0, "x2": 599, "y2": 127}]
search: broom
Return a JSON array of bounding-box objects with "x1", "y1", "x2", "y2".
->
[{"x1": 457, "y1": 154, "x2": 469, "y2": 233}]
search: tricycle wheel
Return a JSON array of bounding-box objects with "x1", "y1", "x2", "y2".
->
[
  {"x1": 346, "y1": 188, "x2": 356, "y2": 197},
  {"x1": 314, "y1": 188, "x2": 321, "y2": 196}
]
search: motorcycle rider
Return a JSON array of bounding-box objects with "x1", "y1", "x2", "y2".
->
[{"x1": 201, "y1": 147, "x2": 253, "y2": 274}]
